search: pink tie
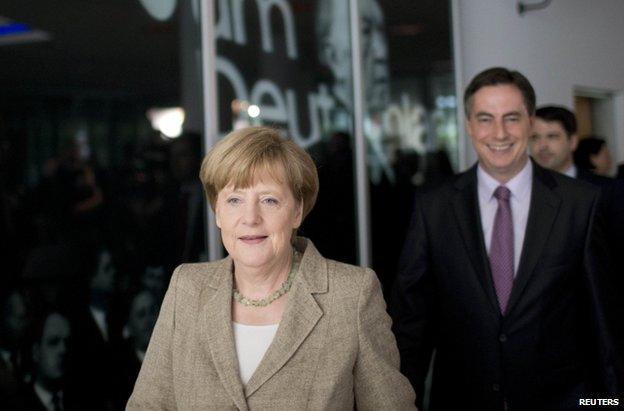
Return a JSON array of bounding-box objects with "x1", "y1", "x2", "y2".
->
[{"x1": 489, "y1": 186, "x2": 514, "y2": 314}]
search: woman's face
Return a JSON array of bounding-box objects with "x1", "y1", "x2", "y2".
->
[
  {"x1": 591, "y1": 144, "x2": 613, "y2": 176},
  {"x1": 215, "y1": 167, "x2": 303, "y2": 272}
]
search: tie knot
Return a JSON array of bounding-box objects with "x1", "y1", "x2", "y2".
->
[{"x1": 494, "y1": 186, "x2": 511, "y2": 201}]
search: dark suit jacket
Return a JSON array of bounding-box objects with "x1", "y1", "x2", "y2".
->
[
  {"x1": 392, "y1": 162, "x2": 620, "y2": 411},
  {"x1": 577, "y1": 169, "x2": 624, "y2": 361}
]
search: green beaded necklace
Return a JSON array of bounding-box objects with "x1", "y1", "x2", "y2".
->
[{"x1": 233, "y1": 250, "x2": 300, "y2": 307}]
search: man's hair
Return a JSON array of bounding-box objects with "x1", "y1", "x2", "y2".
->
[
  {"x1": 535, "y1": 106, "x2": 577, "y2": 137},
  {"x1": 464, "y1": 67, "x2": 536, "y2": 116}
]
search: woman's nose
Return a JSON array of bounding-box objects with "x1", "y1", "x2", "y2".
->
[{"x1": 242, "y1": 202, "x2": 261, "y2": 224}]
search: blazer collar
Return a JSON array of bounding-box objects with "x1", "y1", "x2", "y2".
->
[
  {"x1": 506, "y1": 161, "x2": 561, "y2": 315},
  {"x1": 200, "y1": 238, "x2": 327, "y2": 405},
  {"x1": 200, "y1": 258, "x2": 248, "y2": 411},
  {"x1": 452, "y1": 161, "x2": 562, "y2": 317},
  {"x1": 452, "y1": 165, "x2": 501, "y2": 316}
]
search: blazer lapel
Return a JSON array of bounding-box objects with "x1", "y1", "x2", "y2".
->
[
  {"x1": 244, "y1": 239, "x2": 326, "y2": 398},
  {"x1": 200, "y1": 258, "x2": 248, "y2": 411},
  {"x1": 506, "y1": 164, "x2": 561, "y2": 314},
  {"x1": 452, "y1": 166, "x2": 500, "y2": 315}
]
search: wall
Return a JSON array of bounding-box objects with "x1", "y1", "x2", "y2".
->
[{"x1": 453, "y1": 0, "x2": 624, "y2": 170}]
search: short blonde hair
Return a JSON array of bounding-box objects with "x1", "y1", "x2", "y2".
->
[{"x1": 200, "y1": 127, "x2": 319, "y2": 219}]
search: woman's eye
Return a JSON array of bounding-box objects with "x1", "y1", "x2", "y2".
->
[
  {"x1": 226, "y1": 197, "x2": 241, "y2": 205},
  {"x1": 262, "y1": 198, "x2": 278, "y2": 205}
]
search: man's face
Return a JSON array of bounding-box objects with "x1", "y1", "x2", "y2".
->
[
  {"x1": 318, "y1": 0, "x2": 389, "y2": 113},
  {"x1": 35, "y1": 313, "x2": 71, "y2": 383},
  {"x1": 127, "y1": 291, "x2": 158, "y2": 351},
  {"x1": 466, "y1": 84, "x2": 532, "y2": 183},
  {"x1": 91, "y1": 250, "x2": 115, "y2": 294},
  {"x1": 1, "y1": 292, "x2": 30, "y2": 348},
  {"x1": 529, "y1": 118, "x2": 577, "y2": 173},
  {"x1": 360, "y1": 0, "x2": 390, "y2": 113}
]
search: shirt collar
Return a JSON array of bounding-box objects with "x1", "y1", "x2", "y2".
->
[
  {"x1": 478, "y1": 159, "x2": 533, "y2": 202},
  {"x1": 34, "y1": 382, "x2": 63, "y2": 410},
  {"x1": 563, "y1": 164, "x2": 577, "y2": 178}
]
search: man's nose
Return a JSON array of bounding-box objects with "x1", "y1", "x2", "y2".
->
[{"x1": 494, "y1": 119, "x2": 509, "y2": 140}]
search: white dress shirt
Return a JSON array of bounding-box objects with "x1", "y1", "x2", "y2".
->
[
  {"x1": 478, "y1": 160, "x2": 533, "y2": 274},
  {"x1": 89, "y1": 305, "x2": 108, "y2": 341},
  {"x1": 34, "y1": 382, "x2": 64, "y2": 411},
  {"x1": 563, "y1": 164, "x2": 577, "y2": 178},
  {"x1": 232, "y1": 322, "x2": 278, "y2": 385}
]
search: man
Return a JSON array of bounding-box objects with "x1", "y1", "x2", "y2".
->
[
  {"x1": 315, "y1": 0, "x2": 395, "y2": 185},
  {"x1": 1, "y1": 288, "x2": 32, "y2": 408},
  {"x1": 530, "y1": 105, "x2": 624, "y2": 364},
  {"x1": 21, "y1": 309, "x2": 83, "y2": 411},
  {"x1": 392, "y1": 67, "x2": 619, "y2": 410},
  {"x1": 315, "y1": 0, "x2": 390, "y2": 115},
  {"x1": 529, "y1": 106, "x2": 578, "y2": 176}
]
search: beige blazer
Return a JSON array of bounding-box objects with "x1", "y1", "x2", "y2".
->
[{"x1": 127, "y1": 238, "x2": 416, "y2": 410}]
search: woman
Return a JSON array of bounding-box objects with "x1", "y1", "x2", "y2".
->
[
  {"x1": 574, "y1": 135, "x2": 613, "y2": 176},
  {"x1": 127, "y1": 127, "x2": 416, "y2": 410}
]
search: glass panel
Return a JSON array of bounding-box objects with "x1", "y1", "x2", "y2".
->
[
  {"x1": 0, "y1": 2, "x2": 204, "y2": 409},
  {"x1": 214, "y1": 0, "x2": 358, "y2": 263},
  {"x1": 361, "y1": 0, "x2": 458, "y2": 295}
]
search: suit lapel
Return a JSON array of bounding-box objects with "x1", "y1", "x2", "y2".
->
[
  {"x1": 244, "y1": 239, "x2": 326, "y2": 398},
  {"x1": 506, "y1": 164, "x2": 561, "y2": 314},
  {"x1": 452, "y1": 167, "x2": 501, "y2": 315},
  {"x1": 200, "y1": 258, "x2": 248, "y2": 411}
]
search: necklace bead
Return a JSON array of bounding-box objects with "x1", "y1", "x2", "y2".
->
[{"x1": 233, "y1": 251, "x2": 300, "y2": 307}]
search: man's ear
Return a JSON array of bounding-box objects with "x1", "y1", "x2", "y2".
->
[{"x1": 570, "y1": 134, "x2": 579, "y2": 151}]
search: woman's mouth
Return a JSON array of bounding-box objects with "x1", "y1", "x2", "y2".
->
[{"x1": 239, "y1": 235, "x2": 268, "y2": 244}]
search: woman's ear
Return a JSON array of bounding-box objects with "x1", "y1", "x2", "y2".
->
[
  {"x1": 293, "y1": 201, "x2": 304, "y2": 229},
  {"x1": 215, "y1": 205, "x2": 222, "y2": 228}
]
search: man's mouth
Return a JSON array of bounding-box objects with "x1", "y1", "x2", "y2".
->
[{"x1": 487, "y1": 143, "x2": 513, "y2": 152}]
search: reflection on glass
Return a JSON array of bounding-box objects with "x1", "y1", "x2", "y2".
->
[
  {"x1": 360, "y1": 0, "x2": 457, "y2": 294},
  {"x1": 216, "y1": 0, "x2": 359, "y2": 263}
]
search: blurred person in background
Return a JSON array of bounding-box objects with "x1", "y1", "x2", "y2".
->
[
  {"x1": 159, "y1": 133, "x2": 205, "y2": 272},
  {"x1": 530, "y1": 106, "x2": 579, "y2": 177},
  {"x1": 128, "y1": 126, "x2": 415, "y2": 410},
  {"x1": 69, "y1": 247, "x2": 122, "y2": 410},
  {"x1": 531, "y1": 106, "x2": 624, "y2": 360},
  {"x1": 20, "y1": 308, "x2": 83, "y2": 411},
  {"x1": 574, "y1": 135, "x2": 614, "y2": 177},
  {"x1": 113, "y1": 289, "x2": 158, "y2": 410},
  {"x1": 0, "y1": 287, "x2": 34, "y2": 408}
]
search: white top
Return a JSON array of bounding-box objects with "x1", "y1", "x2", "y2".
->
[
  {"x1": 478, "y1": 160, "x2": 533, "y2": 274},
  {"x1": 232, "y1": 322, "x2": 279, "y2": 384}
]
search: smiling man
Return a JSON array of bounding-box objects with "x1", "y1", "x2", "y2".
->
[{"x1": 392, "y1": 67, "x2": 620, "y2": 410}]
